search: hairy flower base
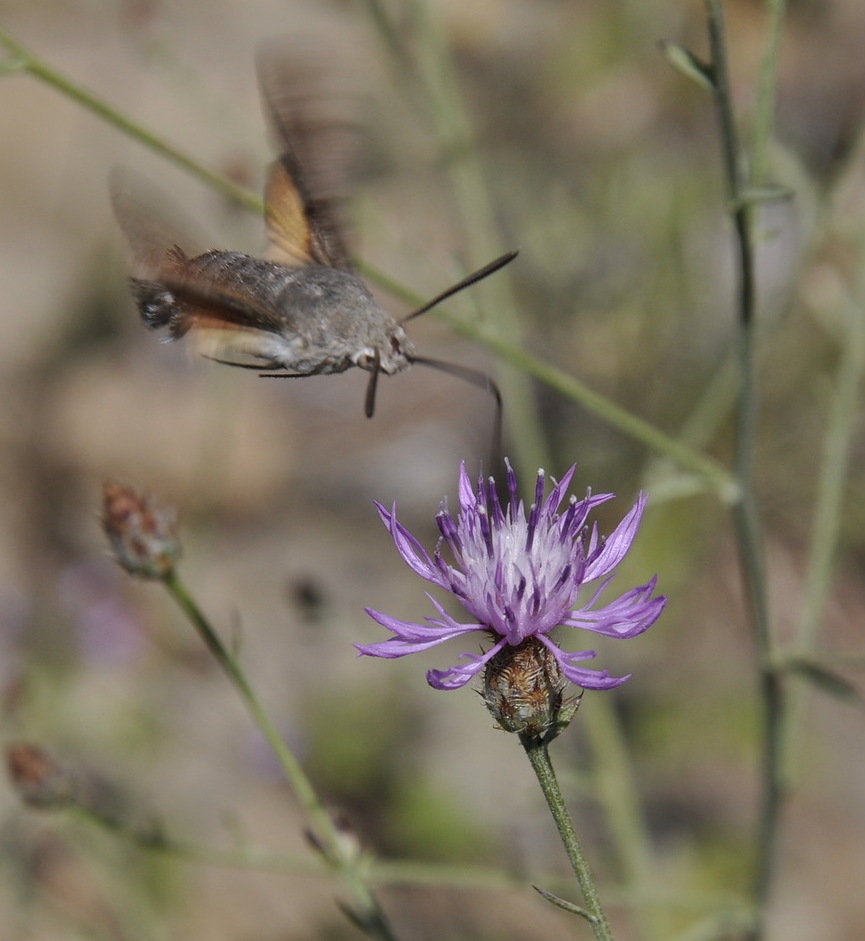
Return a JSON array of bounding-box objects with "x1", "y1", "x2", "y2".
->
[
  {"x1": 483, "y1": 637, "x2": 582, "y2": 742},
  {"x1": 358, "y1": 461, "x2": 666, "y2": 692}
]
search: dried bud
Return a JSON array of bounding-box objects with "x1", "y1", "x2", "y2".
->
[
  {"x1": 6, "y1": 743, "x2": 75, "y2": 809},
  {"x1": 102, "y1": 482, "x2": 180, "y2": 580},
  {"x1": 483, "y1": 638, "x2": 582, "y2": 744}
]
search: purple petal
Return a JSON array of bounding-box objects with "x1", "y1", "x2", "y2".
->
[
  {"x1": 362, "y1": 462, "x2": 664, "y2": 695},
  {"x1": 504, "y1": 458, "x2": 520, "y2": 518},
  {"x1": 358, "y1": 604, "x2": 481, "y2": 658},
  {"x1": 356, "y1": 638, "x2": 439, "y2": 658},
  {"x1": 426, "y1": 638, "x2": 506, "y2": 690},
  {"x1": 559, "y1": 663, "x2": 630, "y2": 690},
  {"x1": 376, "y1": 502, "x2": 445, "y2": 585},
  {"x1": 541, "y1": 465, "x2": 576, "y2": 518},
  {"x1": 538, "y1": 638, "x2": 631, "y2": 690},
  {"x1": 565, "y1": 578, "x2": 666, "y2": 638},
  {"x1": 584, "y1": 493, "x2": 647, "y2": 581},
  {"x1": 457, "y1": 462, "x2": 476, "y2": 514}
]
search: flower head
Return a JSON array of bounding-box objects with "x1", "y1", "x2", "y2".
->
[
  {"x1": 102, "y1": 481, "x2": 181, "y2": 580},
  {"x1": 482, "y1": 637, "x2": 582, "y2": 742},
  {"x1": 6, "y1": 743, "x2": 76, "y2": 810},
  {"x1": 357, "y1": 461, "x2": 665, "y2": 692}
]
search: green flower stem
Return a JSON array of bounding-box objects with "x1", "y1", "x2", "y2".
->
[
  {"x1": 520, "y1": 735, "x2": 615, "y2": 941},
  {"x1": 750, "y1": 0, "x2": 788, "y2": 187},
  {"x1": 70, "y1": 801, "x2": 532, "y2": 891},
  {"x1": 62, "y1": 799, "x2": 763, "y2": 919},
  {"x1": 69, "y1": 803, "x2": 330, "y2": 876},
  {"x1": 359, "y1": 259, "x2": 735, "y2": 498},
  {"x1": 704, "y1": 3, "x2": 784, "y2": 937},
  {"x1": 162, "y1": 571, "x2": 400, "y2": 941},
  {"x1": 0, "y1": 25, "x2": 730, "y2": 496},
  {"x1": 0, "y1": 27, "x2": 261, "y2": 214},
  {"x1": 785, "y1": 216, "x2": 865, "y2": 762},
  {"x1": 162, "y1": 573, "x2": 322, "y2": 838},
  {"x1": 64, "y1": 800, "x2": 763, "y2": 914},
  {"x1": 582, "y1": 695, "x2": 663, "y2": 941}
]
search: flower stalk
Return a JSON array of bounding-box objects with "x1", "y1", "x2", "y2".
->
[
  {"x1": 101, "y1": 483, "x2": 400, "y2": 941},
  {"x1": 163, "y1": 577, "x2": 401, "y2": 940},
  {"x1": 0, "y1": 28, "x2": 261, "y2": 213},
  {"x1": 521, "y1": 736, "x2": 616, "y2": 941},
  {"x1": 703, "y1": 4, "x2": 783, "y2": 936}
]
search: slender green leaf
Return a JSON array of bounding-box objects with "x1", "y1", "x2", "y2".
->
[
  {"x1": 532, "y1": 885, "x2": 593, "y2": 921},
  {"x1": 783, "y1": 656, "x2": 862, "y2": 706},
  {"x1": 660, "y1": 40, "x2": 715, "y2": 91}
]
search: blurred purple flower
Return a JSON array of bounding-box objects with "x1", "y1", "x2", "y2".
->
[{"x1": 357, "y1": 461, "x2": 666, "y2": 691}]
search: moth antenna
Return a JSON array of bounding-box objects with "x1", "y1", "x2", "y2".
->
[
  {"x1": 401, "y1": 250, "x2": 518, "y2": 324},
  {"x1": 365, "y1": 348, "x2": 382, "y2": 418},
  {"x1": 410, "y1": 355, "x2": 503, "y2": 466}
]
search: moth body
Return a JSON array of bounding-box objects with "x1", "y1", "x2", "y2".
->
[
  {"x1": 131, "y1": 249, "x2": 414, "y2": 377},
  {"x1": 113, "y1": 53, "x2": 513, "y2": 418}
]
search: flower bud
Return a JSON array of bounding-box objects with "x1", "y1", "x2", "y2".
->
[
  {"x1": 102, "y1": 482, "x2": 180, "y2": 580},
  {"x1": 483, "y1": 638, "x2": 582, "y2": 743},
  {"x1": 6, "y1": 743, "x2": 75, "y2": 809}
]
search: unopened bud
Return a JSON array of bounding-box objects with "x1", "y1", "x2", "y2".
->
[
  {"x1": 6, "y1": 743, "x2": 75, "y2": 809},
  {"x1": 483, "y1": 638, "x2": 581, "y2": 743},
  {"x1": 102, "y1": 482, "x2": 180, "y2": 580}
]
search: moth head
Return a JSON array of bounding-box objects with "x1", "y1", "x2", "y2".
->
[
  {"x1": 358, "y1": 251, "x2": 518, "y2": 421},
  {"x1": 354, "y1": 327, "x2": 412, "y2": 372}
]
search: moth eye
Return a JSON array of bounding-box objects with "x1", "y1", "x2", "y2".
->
[
  {"x1": 357, "y1": 352, "x2": 374, "y2": 369},
  {"x1": 390, "y1": 336, "x2": 402, "y2": 354}
]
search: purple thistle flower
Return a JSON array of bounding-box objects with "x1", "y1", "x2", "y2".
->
[{"x1": 357, "y1": 461, "x2": 666, "y2": 692}]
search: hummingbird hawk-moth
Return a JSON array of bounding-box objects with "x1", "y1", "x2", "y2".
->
[{"x1": 111, "y1": 54, "x2": 516, "y2": 419}]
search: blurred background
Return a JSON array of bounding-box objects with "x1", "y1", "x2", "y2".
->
[{"x1": 1, "y1": 0, "x2": 865, "y2": 938}]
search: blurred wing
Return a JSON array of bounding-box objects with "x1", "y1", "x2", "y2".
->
[
  {"x1": 109, "y1": 169, "x2": 204, "y2": 275},
  {"x1": 149, "y1": 266, "x2": 299, "y2": 368},
  {"x1": 111, "y1": 171, "x2": 301, "y2": 370},
  {"x1": 257, "y1": 48, "x2": 363, "y2": 271},
  {"x1": 263, "y1": 156, "x2": 317, "y2": 267},
  {"x1": 186, "y1": 320, "x2": 295, "y2": 371}
]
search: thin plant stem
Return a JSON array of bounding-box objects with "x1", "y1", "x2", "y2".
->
[
  {"x1": 582, "y1": 695, "x2": 664, "y2": 941},
  {"x1": 64, "y1": 792, "x2": 755, "y2": 913},
  {"x1": 785, "y1": 203, "x2": 865, "y2": 765},
  {"x1": 0, "y1": 28, "x2": 261, "y2": 214},
  {"x1": 68, "y1": 804, "x2": 331, "y2": 876},
  {"x1": 362, "y1": 0, "x2": 551, "y2": 479},
  {"x1": 704, "y1": 2, "x2": 783, "y2": 937},
  {"x1": 520, "y1": 735, "x2": 616, "y2": 941},
  {"x1": 750, "y1": 0, "x2": 788, "y2": 187},
  {"x1": 162, "y1": 572, "x2": 400, "y2": 941},
  {"x1": 67, "y1": 803, "x2": 528, "y2": 891},
  {"x1": 161, "y1": 574, "x2": 325, "y2": 838},
  {"x1": 0, "y1": 26, "x2": 731, "y2": 496},
  {"x1": 362, "y1": 259, "x2": 735, "y2": 497}
]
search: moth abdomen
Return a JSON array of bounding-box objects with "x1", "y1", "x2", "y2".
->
[{"x1": 130, "y1": 278, "x2": 183, "y2": 335}]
